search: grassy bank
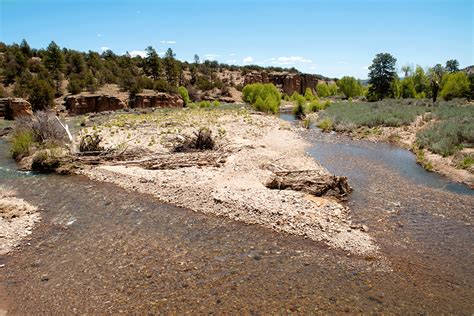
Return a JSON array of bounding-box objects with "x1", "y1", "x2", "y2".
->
[
  {"x1": 317, "y1": 99, "x2": 428, "y2": 132},
  {"x1": 315, "y1": 98, "x2": 474, "y2": 175}
]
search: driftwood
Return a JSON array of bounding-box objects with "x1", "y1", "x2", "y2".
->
[
  {"x1": 266, "y1": 170, "x2": 352, "y2": 199},
  {"x1": 139, "y1": 152, "x2": 226, "y2": 170}
]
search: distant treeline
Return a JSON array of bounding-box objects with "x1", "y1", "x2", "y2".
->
[{"x1": 0, "y1": 40, "x2": 300, "y2": 110}]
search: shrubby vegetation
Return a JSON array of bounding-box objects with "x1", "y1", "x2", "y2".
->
[
  {"x1": 242, "y1": 83, "x2": 281, "y2": 113},
  {"x1": 317, "y1": 100, "x2": 427, "y2": 132},
  {"x1": 417, "y1": 104, "x2": 474, "y2": 156}
]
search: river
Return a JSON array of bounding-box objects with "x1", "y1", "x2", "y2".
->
[{"x1": 0, "y1": 115, "x2": 473, "y2": 313}]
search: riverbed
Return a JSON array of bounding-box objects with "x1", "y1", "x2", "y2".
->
[{"x1": 0, "y1": 114, "x2": 473, "y2": 313}]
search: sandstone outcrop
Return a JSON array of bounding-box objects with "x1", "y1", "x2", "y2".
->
[
  {"x1": 129, "y1": 93, "x2": 184, "y2": 109},
  {"x1": 0, "y1": 98, "x2": 33, "y2": 120},
  {"x1": 244, "y1": 72, "x2": 319, "y2": 95},
  {"x1": 65, "y1": 94, "x2": 127, "y2": 115}
]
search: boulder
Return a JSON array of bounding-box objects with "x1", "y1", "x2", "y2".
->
[
  {"x1": 244, "y1": 72, "x2": 319, "y2": 95},
  {"x1": 129, "y1": 93, "x2": 184, "y2": 109},
  {"x1": 65, "y1": 94, "x2": 127, "y2": 115},
  {"x1": 0, "y1": 98, "x2": 33, "y2": 120}
]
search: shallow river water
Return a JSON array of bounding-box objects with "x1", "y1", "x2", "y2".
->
[{"x1": 0, "y1": 116, "x2": 473, "y2": 313}]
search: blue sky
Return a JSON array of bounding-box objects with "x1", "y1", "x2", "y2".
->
[{"x1": 1, "y1": 0, "x2": 473, "y2": 78}]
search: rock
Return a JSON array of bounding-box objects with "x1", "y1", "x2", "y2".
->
[
  {"x1": 65, "y1": 94, "x2": 127, "y2": 115},
  {"x1": 0, "y1": 98, "x2": 33, "y2": 120},
  {"x1": 129, "y1": 92, "x2": 184, "y2": 109},
  {"x1": 244, "y1": 71, "x2": 320, "y2": 95},
  {"x1": 40, "y1": 274, "x2": 49, "y2": 281},
  {"x1": 361, "y1": 225, "x2": 369, "y2": 232}
]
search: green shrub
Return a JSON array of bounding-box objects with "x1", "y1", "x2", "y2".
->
[
  {"x1": 10, "y1": 130, "x2": 34, "y2": 160},
  {"x1": 304, "y1": 88, "x2": 315, "y2": 101},
  {"x1": 440, "y1": 72, "x2": 470, "y2": 100},
  {"x1": 242, "y1": 83, "x2": 280, "y2": 113},
  {"x1": 197, "y1": 100, "x2": 212, "y2": 108},
  {"x1": 306, "y1": 100, "x2": 322, "y2": 113},
  {"x1": 178, "y1": 86, "x2": 190, "y2": 105},
  {"x1": 293, "y1": 96, "x2": 306, "y2": 119},
  {"x1": 317, "y1": 118, "x2": 333, "y2": 132},
  {"x1": 457, "y1": 154, "x2": 474, "y2": 169},
  {"x1": 302, "y1": 117, "x2": 311, "y2": 129},
  {"x1": 316, "y1": 82, "x2": 330, "y2": 98},
  {"x1": 67, "y1": 77, "x2": 84, "y2": 94},
  {"x1": 212, "y1": 100, "x2": 220, "y2": 107}
]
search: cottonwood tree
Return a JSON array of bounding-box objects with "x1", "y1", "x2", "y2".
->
[
  {"x1": 401, "y1": 65, "x2": 412, "y2": 78},
  {"x1": 337, "y1": 76, "x2": 362, "y2": 99},
  {"x1": 368, "y1": 53, "x2": 397, "y2": 100}
]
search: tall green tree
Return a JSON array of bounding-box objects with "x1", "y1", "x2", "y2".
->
[
  {"x1": 445, "y1": 59, "x2": 459, "y2": 73},
  {"x1": 163, "y1": 48, "x2": 179, "y2": 91},
  {"x1": 144, "y1": 46, "x2": 161, "y2": 80},
  {"x1": 368, "y1": 53, "x2": 397, "y2": 100},
  {"x1": 28, "y1": 78, "x2": 55, "y2": 111},
  {"x1": 20, "y1": 39, "x2": 33, "y2": 58},
  {"x1": 44, "y1": 41, "x2": 66, "y2": 95}
]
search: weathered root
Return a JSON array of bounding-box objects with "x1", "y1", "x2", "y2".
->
[{"x1": 265, "y1": 170, "x2": 352, "y2": 199}]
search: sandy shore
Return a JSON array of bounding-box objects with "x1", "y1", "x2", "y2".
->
[
  {"x1": 79, "y1": 108, "x2": 378, "y2": 255},
  {"x1": 0, "y1": 187, "x2": 40, "y2": 256}
]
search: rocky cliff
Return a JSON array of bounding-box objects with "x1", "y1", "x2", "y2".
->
[
  {"x1": 64, "y1": 92, "x2": 184, "y2": 115},
  {"x1": 65, "y1": 94, "x2": 127, "y2": 115},
  {"x1": 0, "y1": 98, "x2": 33, "y2": 120},
  {"x1": 244, "y1": 72, "x2": 320, "y2": 95},
  {"x1": 129, "y1": 93, "x2": 184, "y2": 109}
]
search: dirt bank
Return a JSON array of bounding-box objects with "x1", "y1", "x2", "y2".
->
[
  {"x1": 0, "y1": 187, "x2": 40, "y2": 255},
  {"x1": 79, "y1": 108, "x2": 377, "y2": 255}
]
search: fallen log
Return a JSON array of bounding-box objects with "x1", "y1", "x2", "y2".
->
[{"x1": 265, "y1": 170, "x2": 352, "y2": 199}]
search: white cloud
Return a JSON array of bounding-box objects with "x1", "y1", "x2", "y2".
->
[
  {"x1": 337, "y1": 61, "x2": 348, "y2": 64},
  {"x1": 243, "y1": 56, "x2": 254, "y2": 64},
  {"x1": 268, "y1": 56, "x2": 312, "y2": 65},
  {"x1": 204, "y1": 53, "x2": 220, "y2": 61},
  {"x1": 100, "y1": 46, "x2": 110, "y2": 51},
  {"x1": 97, "y1": 34, "x2": 103, "y2": 37},
  {"x1": 129, "y1": 50, "x2": 146, "y2": 57},
  {"x1": 160, "y1": 40, "x2": 176, "y2": 44}
]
